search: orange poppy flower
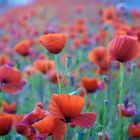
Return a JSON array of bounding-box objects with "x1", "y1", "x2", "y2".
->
[
  {"x1": 129, "y1": 123, "x2": 140, "y2": 138},
  {"x1": 40, "y1": 33, "x2": 67, "y2": 54},
  {"x1": 81, "y1": 76, "x2": 99, "y2": 93},
  {"x1": 102, "y1": 6, "x2": 116, "y2": 24},
  {"x1": 33, "y1": 115, "x2": 66, "y2": 140},
  {"x1": 0, "y1": 54, "x2": 9, "y2": 65},
  {"x1": 13, "y1": 40, "x2": 31, "y2": 56},
  {"x1": 33, "y1": 59, "x2": 55, "y2": 74},
  {"x1": 0, "y1": 65, "x2": 25, "y2": 94},
  {"x1": 49, "y1": 94, "x2": 96, "y2": 128},
  {"x1": 89, "y1": 47, "x2": 109, "y2": 68},
  {"x1": 2, "y1": 100, "x2": 16, "y2": 114},
  {"x1": 108, "y1": 35, "x2": 140, "y2": 62},
  {"x1": 0, "y1": 113, "x2": 13, "y2": 136}
]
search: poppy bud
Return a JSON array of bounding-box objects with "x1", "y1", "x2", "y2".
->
[{"x1": 66, "y1": 56, "x2": 72, "y2": 67}]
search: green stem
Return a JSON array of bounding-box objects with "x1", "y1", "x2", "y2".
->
[
  {"x1": 86, "y1": 129, "x2": 91, "y2": 140},
  {"x1": 65, "y1": 125, "x2": 68, "y2": 140},
  {"x1": 102, "y1": 82, "x2": 108, "y2": 140},
  {"x1": 55, "y1": 55, "x2": 61, "y2": 93},
  {"x1": 102, "y1": 108, "x2": 107, "y2": 140},
  {"x1": 0, "y1": 136, "x2": 3, "y2": 140},
  {"x1": 60, "y1": 66, "x2": 69, "y2": 93},
  {"x1": 118, "y1": 63, "x2": 124, "y2": 140}
]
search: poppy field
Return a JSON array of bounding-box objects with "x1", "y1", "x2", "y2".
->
[{"x1": 0, "y1": 0, "x2": 140, "y2": 140}]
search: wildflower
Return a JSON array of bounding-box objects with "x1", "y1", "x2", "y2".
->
[
  {"x1": 2, "y1": 101, "x2": 16, "y2": 114},
  {"x1": 81, "y1": 76, "x2": 99, "y2": 93},
  {"x1": 0, "y1": 113, "x2": 13, "y2": 136},
  {"x1": 40, "y1": 33, "x2": 67, "y2": 54},
  {"x1": 33, "y1": 59, "x2": 55, "y2": 74},
  {"x1": 0, "y1": 65, "x2": 25, "y2": 94},
  {"x1": 33, "y1": 115, "x2": 66, "y2": 140},
  {"x1": 13, "y1": 40, "x2": 32, "y2": 56},
  {"x1": 49, "y1": 94, "x2": 96, "y2": 128},
  {"x1": 129, "y1": 123, "x2": 140, "y2": 138},
  {"x1": 14, "y1": 115, "x2": 31, "y2": 138},
  {"x1": 108, "y1": 35, "x2": 140, "y2": 62},
  {"x1": 117, "y1": 103, "x2": 137, "y2": 117}
]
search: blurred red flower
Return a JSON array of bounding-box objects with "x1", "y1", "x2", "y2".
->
[{"x1": 40, "y1": 33, "x2": 67, "y2": 54}]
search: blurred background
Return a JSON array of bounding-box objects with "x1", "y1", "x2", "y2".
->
[{"x1": 0, "y1": 0, "x2": 140, "y2": 9}]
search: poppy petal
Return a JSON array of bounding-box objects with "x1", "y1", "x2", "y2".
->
[
  {"x1": 33, "y1": 116, "x2": 55, "y2": 134},
  {"x1": 52, "y1": 118, "x2": 66, "y2": 140},
  {"x1": 72, "y1": 112, "x2": 96, "y2": 128},
  {"x1": 19, "y1": 106, "x2": 45, "y2": 126},
  {"x1": 1, "y1": 80, "x2": 25, "y2": 94},
  {"x1": 49, "y1": 94, "x2": 84, "y2": 118},
  {"x1": 0, "y1": 65, "x2": 22, "y2": 82}
]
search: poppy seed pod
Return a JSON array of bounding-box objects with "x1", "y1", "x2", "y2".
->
[{"x1": 66, "y1": 56, "x2": 72, "y2": 67}]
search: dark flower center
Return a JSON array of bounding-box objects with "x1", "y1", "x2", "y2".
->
[
  {"x1": 1, "y1": 79, "x2": 8, "y2": 86},
  {"x1": 60, "y1": 116, "x2": 73, "y2": 123}
]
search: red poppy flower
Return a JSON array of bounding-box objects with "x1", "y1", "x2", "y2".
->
[
  {"x1": 49, "y1": 94, "x2": 96, "y2": 128},
  {"x1": 19, "y1": 104, "x2": 46, "y2": 126},
  {"x1": 33, "y1": 59, "x2": 55, "y2": 74},
  {"x1": 40, "y1": 33, "x2": 68, "y2": 54},
  {"x1": 129, "y1": 123, "x2": 140, "y2": 138},
  {"x1": 2, "y1": 100, "x2": 16, "y2": 114},
  {"x1": 108, "y1": 35, "x2": 140, "y2": 62},
  {"x1": 13, "y1": 40, "x2": 31, "y2": 56},
  {"x1": 0, "y1": 65, "x2": 25, "y2": 94},
  {"x1": 16, "y1": 104, "x2": 47, "y2": 139},
  {"x1": 102, "y1": 6, "x2": 116, "y2": 24},
  {"x1": 33, "y1": 115, "x2": 66, "y2": 140},
  {"x1": 14, "y1": 115, "x2": 31, "y2": 138},
  {"x1": 89, "y1": 47, "x2": 110, "y2": 68},
  {"x1": 81, "y1": 76, "x2": 99, "y2": 93},
  {"x1": 96, "y1": 60, "x2": 110, "y2": 75},
  {"x1": 0, "y1": 113, "x2": 13, "y2": 136}
]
